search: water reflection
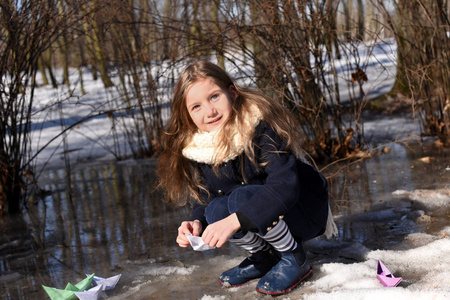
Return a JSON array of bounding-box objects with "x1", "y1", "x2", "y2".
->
[
  {"x1": 325, "y1": 141, "x2": 449, "y2": 250},
  {"x1": 1, "y1": 159, "x2": 191, "y2": 299},
  {"x1": 0, "y1": 141, "x2": 448, "y2": 299}
]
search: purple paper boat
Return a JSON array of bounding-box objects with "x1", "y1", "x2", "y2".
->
[{"x1": 377, "y1": 260, "x2": 402, "y2": 287}]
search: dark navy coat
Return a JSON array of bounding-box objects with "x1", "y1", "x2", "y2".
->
[{"x1": 190, "y1": 121, "x2": 329, "y2": 241}]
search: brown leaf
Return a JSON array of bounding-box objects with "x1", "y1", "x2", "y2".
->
[{"x1": 417, "y1": 157, "x2": 434, "y2": 164}]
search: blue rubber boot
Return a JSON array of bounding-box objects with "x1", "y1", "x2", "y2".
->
[
  {"x1": 256, "y1": 245, "x2": 312, "y2": 295},
  {"x1": 219, "y1": 248, "x2": 280, "y2": 287}
]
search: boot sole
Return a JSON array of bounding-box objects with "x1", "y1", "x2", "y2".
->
[
  {"x1": 218, "y1": 277, "x2": 259, "y2": 288},
  {"x1": 255, "y1": 267, "x2": 313, "y2": 296}
]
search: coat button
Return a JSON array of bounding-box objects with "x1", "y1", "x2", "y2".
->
[
  {"x1": 218, "y1": 190, "x2": 223, "y2": 195},
  {"x1": 266, "y1": 227, "x2": 272, "y2": 231},
  {"x1": 279, "y1": 215, "x2": 284, "y2": 220}
]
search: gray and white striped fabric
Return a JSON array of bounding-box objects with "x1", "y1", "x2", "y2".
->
[
  {"x1": 258, "y1": 220, "x2": 297, "y2": 252},
  {"x1": 229, "y1": 231, "x2": 270, "y2": 253}
]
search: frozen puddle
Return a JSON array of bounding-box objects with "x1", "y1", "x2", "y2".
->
[
  {"x1": 108, "y1": 188, "x2": 450, "y2": 300},
  {"x1": 1, "y1": 144, "x2": 449, "y2": 300}
]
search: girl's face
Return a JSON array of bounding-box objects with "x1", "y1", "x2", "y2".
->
[{"x1": 185, "y1": 78, "x2": 236, "y2": 132}]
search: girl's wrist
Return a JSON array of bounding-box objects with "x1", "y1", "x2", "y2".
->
[
  {"x1": 229, "y1": 213, "x2": 241, "y2": 231},
  {"x1": 235, "y1": 211, "x2": 258, "y2": 232}
]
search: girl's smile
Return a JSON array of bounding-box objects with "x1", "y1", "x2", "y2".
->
[{"x1": 185, "y1": 78, "x2": 236, "y2": 132}]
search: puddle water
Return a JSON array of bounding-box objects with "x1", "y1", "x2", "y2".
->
[{"x1": 0, "y1": 140, "x2": 449, "y2": 299}]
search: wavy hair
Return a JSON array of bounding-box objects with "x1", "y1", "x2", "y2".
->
[{"x1": 156, "y1": 61, "x2": 305, "y2": 206}]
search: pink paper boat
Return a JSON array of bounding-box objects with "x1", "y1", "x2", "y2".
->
[{"x1": 377, "y1": 260, "x2": 402, "y2": 287}]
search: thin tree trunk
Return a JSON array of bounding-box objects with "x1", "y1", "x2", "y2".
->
[
  {"x1": 212, "y1": 0, "x2": 225, "y2": 69},
  {"x1": 343, "y1": 0, "x2": 352, "y2": 41},
  {"x1": 189, "y1": 0, "x2": 201, "y2": 57},
  {"x1": 58, "y1": 0, "x2": 70, "y2": 86},
  {"x1": 356, "y1": 0, "x2": 364, "y2": 41},
  {"x1": 81, "y1": 1, "x2": 113, "y2": 88},
  {"x1": 38, "y1": 56, "x2": 49, "y2": 86},
  {"x1": 163, "y1": 0, "x2": 171, "y2": 60},
  {"x1": 44, "y1": 49, "x2": 59, "y2": 88}
]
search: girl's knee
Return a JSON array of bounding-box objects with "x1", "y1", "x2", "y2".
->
[
  {"x1": 205, "y1": 196, "x2": 229, "y2": 224},
  {"x1": 228, "y1": 185, "x2": 263, "y2": 213},
  {"x1": 205, "y1": 185, "x2": 263, "y2": 223}
]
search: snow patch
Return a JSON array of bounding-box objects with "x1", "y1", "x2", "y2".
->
[
  {"x1": 393, "y1": 189, "x2": 450, "y2": 209},
  {"x1": 304, "y1": 238, "x2": 450, "y2": 299},
  {"x1": 199, "y1": 295, "x2": 227, "y2": 300},
  {"x1": 145, "y1": 265, "x2": 197, "y2": 276},
  {"x1": 304, "y1": 288, "x2": 449, "y2": 300}
]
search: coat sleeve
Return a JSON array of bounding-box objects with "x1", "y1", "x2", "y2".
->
[
  {"x1": 191, "y1": 202, "x2": 207, "y2": 230},
  {"x1": 236, "y1": 124, "x2": 320, "y2": 235},
  {"x1": 190, "y1": 168, "x2": 209, "y2": 230}
]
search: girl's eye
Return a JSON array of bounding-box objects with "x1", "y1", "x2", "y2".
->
[
  {"x1": 211, "y1": 94, "x2": 219, "y2": 101},
  {"x1": 192, "y1": 104, "x2": 200, "y2": 111}
]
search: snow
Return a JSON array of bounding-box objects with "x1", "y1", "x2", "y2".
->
[
  {"x1": 146, "y1": 265, "x2": 197, "y2": 276},
  {"x1": 304, "y1": 238, "x2": 450, "y2": 299},
  {"x1": 26, "y1": 39, "x2": 450, "y2": 299},
  {"x1": 393, "y1": 189, "x2": 450, "y2": 210},
  {"x1": 296, "y1": 188, "x2": 450, "y2": 300}
]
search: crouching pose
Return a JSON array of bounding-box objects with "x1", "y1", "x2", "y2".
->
[{"x1": 157, "y1": 61, "x2": 336, "y2": 296}]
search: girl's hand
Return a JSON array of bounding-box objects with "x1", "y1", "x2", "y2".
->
[
  {"x1": 202, "y1": 213, "x2": 241, "y2": 248},
  {"x1": 176, "y1": 220, "x2": 203, "y2": 247}
]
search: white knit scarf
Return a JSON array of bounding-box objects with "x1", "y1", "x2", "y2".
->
[{"x1": 182, "y1": 105, "x2": 262, "y2": 165}]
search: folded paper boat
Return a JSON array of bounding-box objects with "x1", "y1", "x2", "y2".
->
[
  {"x1": 186, "y1": 234, "x2": 215, "y2": 251},
  {"x1": 377, "y1": 260, "x2": 403, "y2": 287},
  {"x1": 42, "y1": 274, "x2": 95, "y2": 300},
  {"x1": 86, "y1": 274, "x2": 122, "y2": 291},
  {"x1": 42, "y1": 273, "x2": 121, "y2": 300},
  {"x1": 73, "y1": 284, "x2": 103, "y2": 300}
]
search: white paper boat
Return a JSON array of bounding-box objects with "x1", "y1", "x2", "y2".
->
[
  {"x1": 73, "y1": 284, "x2": 103, "y2": 300},
  {"x1": 186, "y1": 234, "x2": 216, "y2": 251},
  {"x1": 86, "y1": 274, "x2": 122, "y2": 291}
]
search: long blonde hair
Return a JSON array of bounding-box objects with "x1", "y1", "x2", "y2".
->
[{"x1": 156, "y1": 61, "x2": 305, "y2": 206}]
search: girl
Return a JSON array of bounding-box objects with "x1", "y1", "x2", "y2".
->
[{"x1": 157, "y1": 61, "x2": 336, "y2": 296}]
